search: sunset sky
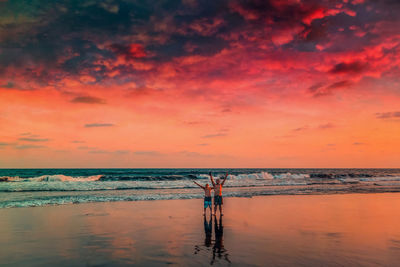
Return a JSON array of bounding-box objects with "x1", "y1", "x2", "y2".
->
[{"x1": 0, "y1": 0, "x2": 399, "y2": 168}]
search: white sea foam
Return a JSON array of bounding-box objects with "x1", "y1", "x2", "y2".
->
[
  {"x1": 2, "y1": 171, "x2": 400, "y2": 208},
  {"x1": 7, "y1": 175, "x2": 103, "y2": 182}
]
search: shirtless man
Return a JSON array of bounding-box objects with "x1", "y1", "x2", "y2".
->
[
  {"x1": 193, "y1": 181, "x2": 213, "y2": 215},
  {"x1": 209, "y1": 172, "x2": 228, "y2": 215}
]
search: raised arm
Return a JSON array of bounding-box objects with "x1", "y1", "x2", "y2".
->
[
  {"x1": 209, "y1": 171, "x2": 216, "y2": 186},
  {"x1": 193, "y1": 181, "x2": 205, "y2": 189},
  {"x1": 221, "y1": 172, "x2": 229, "y2": 186}
]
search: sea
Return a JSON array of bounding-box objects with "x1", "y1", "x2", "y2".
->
[{"x1": 1, "y1": 168, "x2": 400, "y2": 208}]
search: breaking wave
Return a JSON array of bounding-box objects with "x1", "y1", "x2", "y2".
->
[{"x1": 1, "y1": 168, "x2": 400, "y2": 208}]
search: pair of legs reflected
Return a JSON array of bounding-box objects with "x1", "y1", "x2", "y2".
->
[{"x1": 211, "y1": 214, "x2": 230, "y2": 264}]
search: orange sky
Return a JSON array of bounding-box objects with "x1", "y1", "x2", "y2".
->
[{"x1": 0, "y1": 0, "x2": 399, "y2": 167}]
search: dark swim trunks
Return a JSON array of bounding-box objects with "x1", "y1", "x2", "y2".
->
[
  {"x1": 204, "y1": 196, "x2": 212, "y2": 208},
  {"x1": 214, "y1": 195, "x2": 223, "y2": 205}
]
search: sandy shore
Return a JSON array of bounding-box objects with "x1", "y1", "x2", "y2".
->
[{"x1": 1, "y1": 193, "x2": 400, "y2": 266}]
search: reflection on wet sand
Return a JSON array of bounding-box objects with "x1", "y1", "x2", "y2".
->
[
  {"x1": 212, "y1": 215, "x2": 231, "y2": 264},
  {"x1": 195, "y1": 215, "x2": 230, "y2": 264},
  {"x1": 205, "y1": 216, "x2": 212, "y2": 247},
  {"x1": 3, "y1": 194, "x2": 400, "y2": 265}
]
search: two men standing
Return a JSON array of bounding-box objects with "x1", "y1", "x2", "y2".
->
[{"x1": 193, "y1": 171, "x2": 228, "y2": 215}]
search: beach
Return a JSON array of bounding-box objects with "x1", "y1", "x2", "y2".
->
[{"x1": 2, "y1": 193, "x2": 400, "y2": 266}]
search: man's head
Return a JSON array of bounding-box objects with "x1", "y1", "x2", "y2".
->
[
  {"x1": 216, "y1": 179, "x2": 220, "y2": 184},
  {"x1": 205, "y1": 183, "x2": 210, "y2": 188}
]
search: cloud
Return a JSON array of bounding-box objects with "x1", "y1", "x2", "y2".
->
[
  {"x1": 329, "y1": 61, "x2": 367, "y2": 74},
  {"x1": 109, "y1": 43, "x2": 147, "y2": 60},
  {"x1": 308, "y1": 82, "x2": 325, "y2": 93},
  {"x1": 197, "y1": 143, "x2": 209, "y2": 146},
  {"x1": 312, "y1": 80, "x2": 352, "y2": 97},
  {"x1": 375, "y1": 111, "x2": 400, "y2": 119},
  {"x1": 18, "y1": 137, "x2": 49, "y2": 142},
  {"x1": 201, "y1": 133, "x2": 227, "y2": 138},
  {"x1": 88, "y1": 149, "x2": 130, "y2": 154},
  {"x1": 15, "y1": 145, "x2": 46, "y2": 150},
  {"x1": 1, "y1": 81, "x2": 16, "y2": 89},
  {"x1": 88, "y1": 150, "x2": 109, "y2": 154},
  {"x1": 84, "y1": 123, "x2": 115, "y2": 128},
  {"x1": 353, "y1": 142, "x2": 366, "y2": 145},
  {"x1": 134, "y1": 150, "x2": 162, "y2": 156},
  {"x1": 115, "y1": 150, "x2": 130, "y2": 154},
  {"x1": 183, "y1": 121, "x2": 204, "y2": 125},
  {"x1": 78, "y1": 146, "x2": 97, "y2": 150},
  {"x1": 71, "y1": 96, "x2": 106, "y2": 104},
  {"x1": 327, "y1": 80, "x2": 352, "y2": 90},
  {"x1": 292, "y1": 126, "x2": 308, "y2": 132},
  {"x1": 318, "y1": 123, "x2": 335, "y2": 129},
  {"x1": 71, "y1": 140, "x2": 85, "y2": 143},
  {"x1": 0, "y1": 142, "x2": 13, "y2": 146}
]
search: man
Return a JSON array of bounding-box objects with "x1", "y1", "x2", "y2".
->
[
  {"x1": 209, "y1": 171, "x2": 228, "y2": 215},
  {"x1": 193, "y1": 180, "x2": 213, "y2": 215}
]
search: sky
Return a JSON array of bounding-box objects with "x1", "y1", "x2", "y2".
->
[{"x1": 0, "y1": 0, "x2": 399, "y2": 168}]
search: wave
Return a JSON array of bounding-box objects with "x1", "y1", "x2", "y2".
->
[
  {"x1": 0, "y1": 172, "x2": 320, "y2": 183},
  {"x1": 1, "y1": 172, "x2": 400, "y2": 184},
  {"x1": 3, "y1": 182, "x2": 400, "y2": 208},
  {"x1": 3, "y1": 175, "x2": 103, "y2": 182}
]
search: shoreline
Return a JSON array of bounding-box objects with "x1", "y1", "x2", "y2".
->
[{"x1": 3, "y1": 187, "x2": 400, "y2": 209}]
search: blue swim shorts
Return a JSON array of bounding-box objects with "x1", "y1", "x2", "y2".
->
[{"x1": 204, "y1": 196, "x2": 212, "y2": 208}]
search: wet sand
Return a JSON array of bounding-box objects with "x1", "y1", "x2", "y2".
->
[{"x1": 1, "y1": 193, "x2": 400, "y2": 266}]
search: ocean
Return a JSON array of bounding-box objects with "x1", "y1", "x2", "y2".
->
[{"x1": 1, "y1": 168, "x2": 400, "y2": 208}]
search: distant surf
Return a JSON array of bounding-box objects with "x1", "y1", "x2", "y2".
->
[{"x1": 1, "y1": 168, "x2": 400, "y2": 208}]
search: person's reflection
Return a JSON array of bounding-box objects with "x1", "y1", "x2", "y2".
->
[
  {"x1": 211, "y1": 215, "x2": 231, "y2": 264},
  {"x1": 204, "y1": 216, "x2": 212, "y2": 247},
  {"x1": 195, "y1": 216, "x2": 212, "y2": 255}
]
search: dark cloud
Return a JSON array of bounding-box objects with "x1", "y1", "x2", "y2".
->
[
  {"x1": 88, "y1": 149, "x2": 130, "y2": 154},
  {"x1": 292, "y1": 126, "x2": 308, "y2": 132},
  {"x1": 197, "y1": 143, "x2": 209, "y2": 146},
  {"x1": 308, "y1": 82, "x2": 325, "y2": 92},
  {"x1": 78, "y1": 146, "x2": 97, "y2": 150},
  {"x1": 183, "y1": 121, "x2": 204, "y2": 125},
  {"x1": 327, "y1": 80, "x2": 352, "y2": 90},
  {"x1": 178, "y1": 150, "x2": 213, "y2": 157},
  {"x1": 353, "y1": 142, "x2": 366, "y2": 145},
  {"x1": 18, "y1": 137, "x2": 49, "y2": 142},
  {"x1": 312, "y1": 80, "x2": 352, "y2": 97},
  {"x1": 1, "y1": 81, "x2": 15, "y2": 89},
  {"x1": 88, "y1": 150, "x2": 110, "y2": 154},
  {"x1": 15, "y1": 145, "x2": 46, "y2": 150},
  {"x1": 84, "y1": 123, "x2": 114, "y2": 128},
  {"x1": 0, "y1": 142, "x2": 14, "y2": 146},
  {"x1": 375, "y1": 111, "x2": 400, "y2": 119},
  {"x1": 115, "y1": 150, "x2": 130, "y2": 154},
  {"x1": 201, "y1": 133, "x2": 227, "y2": 138},
  {"x1": 71, "y1": 96, "x2": 106, "y2": 104},
  {"x1": 329, "y1": 61, "x2": 366, "y2": 74},
  {"x1": 109, "y1": 43, "x2": 147, "y2": 60},
  {"x1": 318, "y1": 123, "x2": 335, "y2": 129},
  {"x1": 1, "y1": 0, "x2": 399, "y2": 90}
]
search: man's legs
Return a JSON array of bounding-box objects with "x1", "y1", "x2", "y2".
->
[{"x1": 219, "y1": 204, "x2": 223, "y2": 215}]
